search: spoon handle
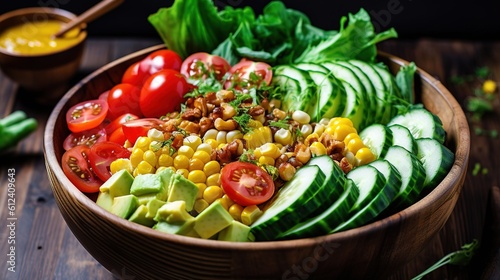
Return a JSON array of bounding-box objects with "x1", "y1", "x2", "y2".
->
[{"x1": 54, "y1": 0, "x2": 124, "y2": 38}]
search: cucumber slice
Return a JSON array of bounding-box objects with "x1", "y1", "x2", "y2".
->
[
  {"x1": 387, "y1": 107, "x2": 446, "y2": 144},
  {"x1": 274, "y1": 65, "x2": 316, "y2": 115},
  {"x1": 359, "y1": 123, "x2": 394, "y2": 159},
  {"x1": 388, "y1": 124, "x2": 418, "y2": 154},
  {"x1": 383, "y1": 145, "x2": 427, "y2": 208},
  {"x1": 339, "y1": 81, "x2": 363, "y2": 130},
  {"x1": 346, "y1": 164, "x2": 386, "y2": 214},
  {"x1": 415, "y1": 138, "x2": 454, "y2": 188},
  {"x1": 250, "y1": 165, "x2": 326, "y2": 241},
  {"x1": 332, "y1": 162, "x2": 398, "y2": 233},
  {"x1": 348, "y1": 60, "x2": 388, "y2": 124},
  {"x1": 371, "y1": 63, "x2": 403, "y2": 124},
  {"x1": 307, "y1": 155, "x2": 346, "y2": 202},
  {"x1": 278, "y1": 178, "x2": 359, "y2": 239}
]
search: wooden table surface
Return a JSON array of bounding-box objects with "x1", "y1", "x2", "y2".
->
[{"x1": 0, "y1": 37, "x2": 499, "y2": 280}]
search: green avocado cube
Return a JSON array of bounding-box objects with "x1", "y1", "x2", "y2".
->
[
  {"x1": 96, "y1": 191, "x2": 113, "y2": 212},
  {"x1": 194, "y1": 200, "x2": 233, "y2": 239},
  {"x1": 167, "y1": 174, "x2": 199, "y2": 211},
  {"x1": 154, "y1": 201, "x2": 193, "y2": 223},
  {"x1": 153, "y1": 218, "x2": 195, "y2": 235},
  {"x1": 146, "y1": 198, "x2": 166, "y2": 219},
  {"x1": 157, "y1": 168, "x2": 174, "y2": 198},
  {"x1": 218, "y1": 220, "x2": 251, "y2": 242},
  {"x1": 130, "y1": 173, "x2": 163, "y2": 196},
  {"x1": 128, "y1": 204, "x2": 155, "y2": 227},
  {"x1": 111, "y1": 194, "x2": 139, "y2": 219},
  {"x1": 99, "y1": 169, "x2": 134, "y2": 197}
]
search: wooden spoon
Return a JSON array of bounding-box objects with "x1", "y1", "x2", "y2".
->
[{"x1": 54, "y1": 0, "x2": 124, "y2": 38}]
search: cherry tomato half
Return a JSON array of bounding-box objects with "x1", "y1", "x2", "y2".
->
[
  {"x1": 104, "y1": 113, "x2": 139, "y2": 135},
  {"x1": 107, "y1": 83, "x2": 143, "y2": 120},
  {"x1": 63, "y1": 126, "x2": 107, "y2": 151},
  {"x1": 181, "y1": 52, "x2": 231, "y2": 81},
  {"x1": 122, "y1": 118, "x2": 166, "y2": 145},
  {"x1": 108, "y1": 127, "x2": 127, "y2": 145},
  {"x1": 140, "y1": 69, "x2": 190, "y2": 118},
  {"x1": 66, "y1": 99, "x2": 108, "y2": 133},
  {"x1": 62, "y1": 145, "x2": 103, "y2": 193},
  {"x1": 220, "y1": 162, "x2": 275, "y2": 206},
  {"x1": 88, "y1": 141, "x2": 132, "y2": 182},
  {"x1": 224, "y1": 61, "x2": 273, "y2": 91}
]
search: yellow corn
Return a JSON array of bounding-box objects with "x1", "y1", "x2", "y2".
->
[
  {"x1": 343, "y1": 132, "x2": 360, "y2": 146},
  {"x1": 203, "y1": 129, "x2": 218, "y2": 141},
  {"x1": 346, "y1": 137, "x2": 365, "y2": 154},
  {"x1": 189, "y1": 158, "x2": 205, "y2": 171},
  {"x1": 136, "y1": 161, "x2": 155, "y2": 175},
  {"x1": 329, "y1": 117, "x2": 354, "y2": 128},
  {"x1": 240, "y1": 205, "x2": 262, "y2": 226},
  {"x1": 157, "y1": 154, "x2": 173, "y2": 168},
  {"x1": 195, "y1": 183, "x2": 207, "y2": 199},
  {"x1": 244, "y1": 126, "x2": 272, "y2": 149},
  {"x1": 206, "y1": 173, "x2": 220, "y2": 187},
  {"x1": 355, "y1": 147, "x2": 376, "y2": 165},
  {"x1": 274, "y1": 128, "x2": 293, "y2": 146},
  {"x1": 226, "y1": 130, "x2": 243, "y2": 143},
  {"x1": 304, "y1": 133, "x2": 320, "y2": 146},
  {"x1": 203, "y1": 185, "x2": 223, "y2": 204},
  {"x1": 176, "y1": 168, "x2": 189, "y2": 179},
  {"x1": 143, "y1": 150, "x2": 157, "y2": 167},
  {"x1": 134, "y1": 136, "x2": 151, "y2": 152},
  {"x1": 110, "y1": 158, "x2": 133, "y2": 174},
  {"x1": 177, "y1": 145, "x2": 195, "y2": 159},
  {"x1": 258, "y1": 156, "x2": 275, "y2": 166},
  {"x1": 194, "y1": 198, "x2": 209, "y2": 213},
  {"x1": 183, "y1": 135, "x2": 202, "y2": 151},
  {"x1": 196, "y1": 143, "x2": 212, "y2": 154},
  {"x1": 332, "y1": 124, "x2": 357, "y2": 141},
  {"x1": 130, "y1": 148, "x2": 144, "y2": 168},
  {"x1": 203, "y1": 161, "x2": 220, "y2": 177},
  {"x1": 192, "y1": 150, "x2": 211, "y2": 164},
  {"x1": 291, "y1": 110, "x2": 310, "y2": 125},
  {"x1": 260, "y1": 143, "x2": 281, "y2": 159},
  {"x1": 204, "y1": 138, "x2": 218, "y2": 150},
  {"x1": 173, "y1": 154, "x2": 190, "y2": 170},
  {"x1": 188, "y1": 170, "x2": 207, "y2": 184},
  {"x1": 228, "y1": 204, "x2": 244, "y2": 221},
  {"x1": 310, "y1": 142, "x2": 327, "y2": 156}
]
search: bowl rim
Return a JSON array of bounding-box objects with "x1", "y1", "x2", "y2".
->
[
  {"x1": 44, "y1": 44, "x2": 470, "y2": 250},
  {"x1": 0, "y1": 7, "x2": 87, "y2": 58}
]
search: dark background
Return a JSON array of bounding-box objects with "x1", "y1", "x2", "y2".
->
[{"x1": 1, "y1": 0, "x2": 499, "y2": 40}]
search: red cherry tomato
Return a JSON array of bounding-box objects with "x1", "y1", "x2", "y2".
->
[
  {"x1": 63, "y1": 126, "x2": 107, "y2": 151},
  {"x1": 66, "y1": 99, "x2": 108, "y2": 133},
  {"x1": 224, "y1": 61, "x2": 273, "y2": 90},
  {"x1": 62, "y1": 145, "x2": 103, "y2": 193},
  {"x1": 220, "y1": 162, "x2": 275, "y2": 206},
  {"x1": 121, "y1": 61, "x2": 151, "y2": 87},
  {"x1": 88, "y1": 141, "x2": 132, "y2": 182},
  {"x1": 122, "y1": 118, "x2": 166, "y2": 145},
  {"x1": 140, "y1": 69, "x2": 190, "y2": 118},
  {"x1": 98, "y1": 90, "x2": 109, "y2": 101},
  {"x1": 140, "y1": 49, "x2": 183, "y2": 75},
  {"x1": 104, "y1": 113, "x2": 140, "y2": 135},
  {"x1": 107, "y1": 83, "x2": 143, "y2": 120},
  {"x1": 108, "y1": 127, "x2": 127, "y2": 145},
  {"x1": 180, "y1": 52, "x2": 231, "y2": 81}
]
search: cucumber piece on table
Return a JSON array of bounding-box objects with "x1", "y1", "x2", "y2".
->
[
  {"x1": 387, "y1": 107, "x2": 446, "y2": 144},
  {"x1": 359, "y1": 123, "x2": 394, "y2": 159},
  {"x1": 383, "y1": 145, "x2": 427, "y2": 208},
  {"x1": 387, "y1": 124, "x2": 419, "y2": 154},
  {"x1": 332, "y1": 161, "x2": 399, "y2": 233},
  {"x1": 278, "y1": 178, "x2": 358, "y2": 239},
  {"x1": 415, "y1": 138, "x2": 454, "y2": 188},
  {"x1": 250, "y1": 165, "x2": 327, "y2": 241},
  {"x1": 346, "y1": 164, "x2": 387, "y2": 215}
]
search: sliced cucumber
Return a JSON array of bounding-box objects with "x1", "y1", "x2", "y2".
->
[
  {"x1": 250, "y1": 165, "x2": 326, "y2": 241},
  {"x1": 415, "y1": 138, "x2": 454, "y2": 188},
  {"x1": 274, "y1": 65, "x2": 316, "y2": 115},
  {"x1": 383, "y1": 145, "x2": 427, "y2": 208},
  {"x1": 387, "y1": 107, "x2": 446, "y2": 144},
  {"x1": 388, "y1": 124, "x2": 418, "y2": 154},
  {"x1": 371, "y1": 63, "x2": 403, "y2": 124},
  {"x1": 339, "y1": 81, "x2": 363, "y2": 130},
  {"x1": 306, "y1": 155, "x2": 346, "y2": 204},
  {"x1": 359, "y1": 123, "x2": 394, "y2": 159},
  {"x1": 278, "y1": 178, "x2": 358, "y2": 239},
  {"x1": 348, "y1": 60, "x2": 388, "y2": 124},
  {"x1": 346, "y1": 164, "x2": 386, "y2": 215},
  {"x1": 332, "y1": 161, "x2": 398, "y2": 233}
]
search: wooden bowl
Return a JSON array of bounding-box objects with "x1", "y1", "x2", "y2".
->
[
  {"x1": 43, "y1": 45, "x2": 470, "y2": 279},
  {"x1": 0, "y1": 7, "x2": 87, "y2": 100}
]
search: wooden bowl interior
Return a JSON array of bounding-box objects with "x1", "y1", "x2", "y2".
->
[{"x1": 44, "y1": 45, "x2": 470, "y2": 279}]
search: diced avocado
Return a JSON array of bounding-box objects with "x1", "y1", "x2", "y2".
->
[
  {"x1": 167, "y1": 174, "x2": 199, "y2": 211},
  {"x1": 153, "y1": 218, "x2": 195, "y2": 235},
  {"x1": 194, "y1": 200, "x2": 233, "y2": 239},
  {"x1": 157, "y1": 168, "x2": 174, "y2": 199},
  {"x1": 154, "y1": 201, "x2": 194, "y2": 223},
  {"x1": 130, "y1": 173, "x2": 163, "y2": 196},
  {"x1": 146, "y1": 198, "x2": 166, "y2": 219},
  {"x1": 111, "y1": 194, "x2": 139, "y2": 219},
  {"x1": 218, "y1": 220, "x2": 251, "y2": 242},
  {"x1": 128, "y1": 204, "x2": 155, "y2": 227},
  {"x1": 136, "y1": 193, "x2": 158, "y2": 205},
  {"x1": 96, "y1": 191, "x2": 113, "y2": 212},
  {"x1": 99, "y1": 169, "x2": 134, "y2": 197}
]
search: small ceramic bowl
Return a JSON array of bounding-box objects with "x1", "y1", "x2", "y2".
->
[
  {"x1": 0, "y1": 7, "x2": 87, "y2": 101},
  {"x1": 43, "y1": 45, "x2": 470, "y2": 280}
]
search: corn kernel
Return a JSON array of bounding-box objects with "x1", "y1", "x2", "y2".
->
[
  {"x1": 310, "y1": 142, "x2": 327, "y2": 156},
  {"x1": 189, "y1": 158, "x2": 205, "y2": 171},
  {"x1": 194, "y1": 199, "x2": 209, "y2": 213},
  {"x1": 216, "y1": 131, "x2": 227, "y2": 144},
  {"x1": 135, "y1": 136, "x2": 151, "y2": 151},
  {"x1": 228, "y1": 204, "x2": 243, "y2": 221},
  {"x1": 329, "y1": 117, "x2": 354, "y2": 128},
  {"x1": 347, "y1": 137, "x2": 365, "y2": 154},
  {"x1": 183, "y1": 135, "x2": 202, "y2": 151},
  {"x1": 203, "y1": 185, "x2": 223, "y2": 204},
  {"x1": 343, "y1": 132, "x2": 360, "y2": 145},
  {"x1": 204, "y1": 138, "x2": 218, "y2": 150},
  {"x1": 355, "y1": 147, "x2": 376, "y2": 165},
  {"x1": 319, "y1": 118, "x2": 330, "y2": 126},
  {"x1": 130, "y1": 148, "x2": 144, "y2": 168},
  {"x1": 248, "y1": 119, "x2": 263, "y2": 128},
  {"x1": 241, "y1": 205, "x2": 262, "y2": 226},
  {"x1": 313, "y1": 124, "x2": 325, "y2": 135},
  {"x1": 292, "y1": 110, "x2": 311, "y2": 124},
  {"x1": 260, "y1": 143, "x2": 281, "y2": 159},
  {"x1": 110, "y1": 158, "x2": 133, "y2": 174},
  {"x1": 196, "y1": 143, "x2": 212, "y2": 154},
  {"x1": 176, "y1": 168, "x2": 189, "y2": 179},
  {"x1": 206, "y1": 173, "x2": 220, "y2": 186},
  {"x1": 173, "y1": 154, "x2": 190, "y2": 170},
  {"x1": 333, "y1": 124, "x2": 357, "y2": 141},
  {"x1": 195, "y1": 183, "x2": 207, "y2": 199},
  {"x1": 300, "y1": 124, "x2": 313, "y2": 138},
  {"x1": 203, "y1": 161, "x2": 220, "y2": 177},
  {"x1": 192, "y1": 150, "x2": 211, "y2": 164},
  {"x1": 136, "y1": 161, "x2": 155, "y2": 175},
  {"x1": 203, "y1": 129, "x2": 218, "y2": 141},
  {"x1": 155, "y1": 166, "x2": 168, "y2": 174},
  {"x1": 157, "y1": 154, "x2": 173, "y2": 168},
  {"x1": 143, "y1": 150, "x2": 157, "y2": 167},
  {"x1": 274, "y1": 128, "x2": 293, "y2": 146},
  {"x1": 177, "y1": 145, "x2": 194, "y2": 159},
  {"x1": 304, "y1": 133, "x2": 320, "y2": 146},
  {"x1": 188, "y1": 170, "x2": 207, "y2": 184},
  {"x1": 147, "y1": 128, "x2": 164, "y2": 141},
  {"x1": 259, "y1": 156, "x2": 275, "y2": 166},
  {"x1": 220, "y1": 194, "x2": 234, "y2": 208}
]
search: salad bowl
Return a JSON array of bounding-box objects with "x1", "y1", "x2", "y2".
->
[{"x1": 43, "y1": 44, "x2": 469, "y2": 279}]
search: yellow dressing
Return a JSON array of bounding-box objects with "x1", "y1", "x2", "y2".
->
[{"x1": 0, "y1": 19, "x2": 81, "y2": 55}]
